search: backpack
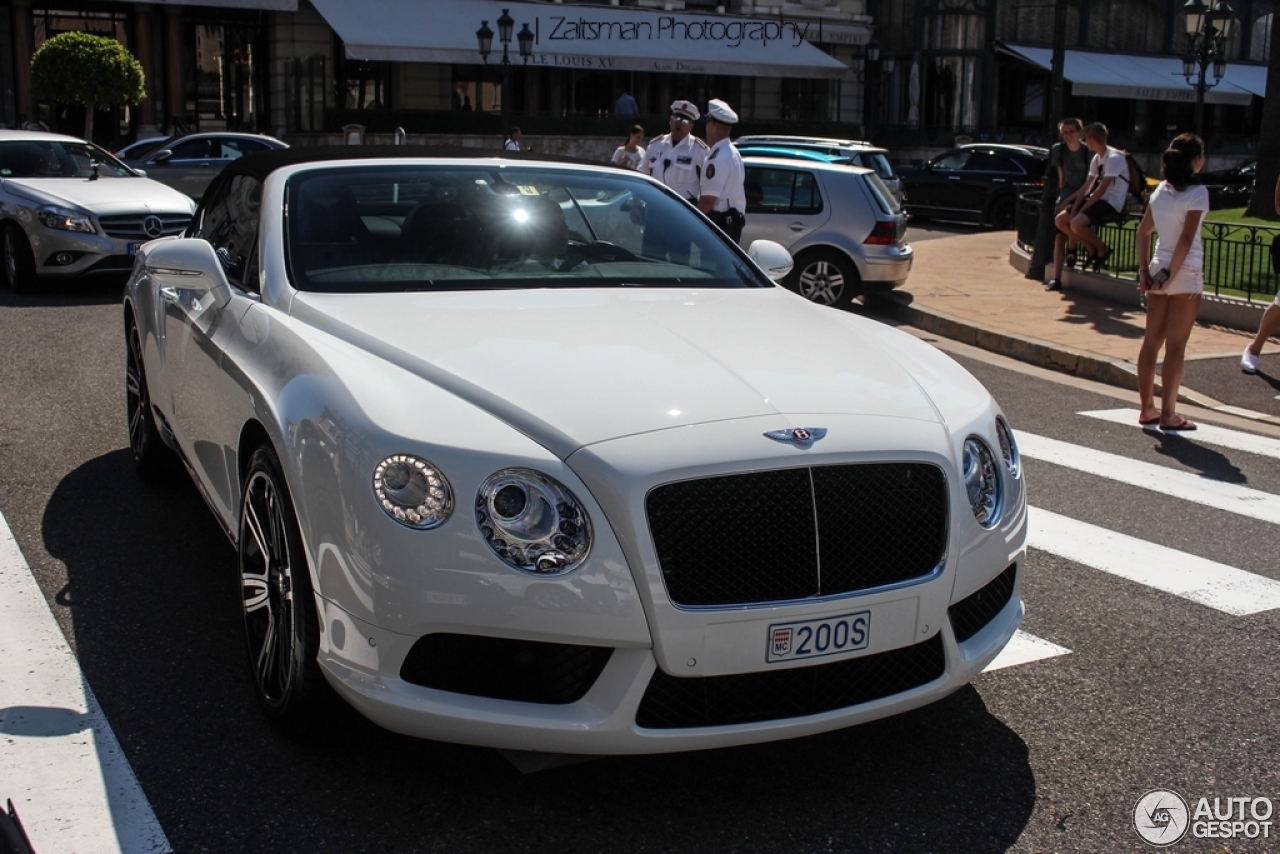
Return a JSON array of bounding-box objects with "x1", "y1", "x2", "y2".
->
[{"x1": 1115, "y1": 149, "x2": 1148, "y2": 207}]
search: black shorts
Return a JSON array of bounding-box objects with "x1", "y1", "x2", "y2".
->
[{"x1": 1079, "y1": 198, "x2": 1119, "y2": 223}]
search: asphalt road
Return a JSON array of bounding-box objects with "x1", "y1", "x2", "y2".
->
[{"x1": 1, "y1": 278, "x2": 1278, "y2": 853}]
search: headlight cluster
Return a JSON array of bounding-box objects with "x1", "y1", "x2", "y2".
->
[
  {"x1": 995, "y1": 417, "x2": 1021, "y2": 479},
  {"x1": 476, "y1": 468, "x2": 592, "y2": 575},
  {"x1": 372, "y1": 454, "x2": 454, "y2": 529},
  {"x1": 36, "y1": 206, "x2": 95, "y2": 234},
  {"x1": 962, "y1": 437, "x2": 1002, "y2": 528}
]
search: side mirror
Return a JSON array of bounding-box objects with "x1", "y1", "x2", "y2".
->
[
  {"x1": 747, "y1": 239, "x2": 794, "y2": 282},
  {"x1": 139, "y1": 238, "x2": 232, "y2": 310},
  {"x1": 150, "y1": 149, "x2": 174, "y2": 164}
]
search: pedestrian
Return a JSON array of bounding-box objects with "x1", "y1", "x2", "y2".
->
[
  {"x1": 611, "y1": 125, "x2": 646, "y2": 170},
  {"x1": 639, "y1": 99, "x2": 708, "y2": 263},
  {"x1": 1045, "y1": 118, "x2": 1092, "y2": 291},
  {"x1": 504, "y1": 126, "x2": 524, "y2": 152},
  {"x1": 1239, "y1": 177, "x2": 1280, "y2": 374},
  {"x1": 698, "y1": 98, "x2": 747, "y2": 244},
  {"x1": 1135, "y1": 132, "x2": 1209, "y2": 431},
  {"x1": 1064, "y1": 122, "x2": 1129, "y2": 271},
  {"x1": 614, "y1": 89, "x2": 639, "y2": 118}
]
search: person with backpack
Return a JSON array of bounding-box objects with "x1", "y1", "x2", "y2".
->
[
  {"x1": 1063, "y1": 122, "x2": 1129, "y2": 271},
  {"x1": 1045, "y1": 118, "x2": 1093, "y2": 291},
  {"x1": 1135, "y1": 133, "x2": 1209, "y2": 431}
]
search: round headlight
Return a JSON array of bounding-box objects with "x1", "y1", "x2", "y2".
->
[
  {"x1": 372, "y1": 454, "x2": 454, "y2": 529},
  {"x1": 476, "y1": 469, "x2": 592, "y2": 574},
  {"x1": 962, "y1": 437, "x2": 1003, "y2": 527},
  {"x1": 995, "y1": 417, "x2": 1020, "y2": 478}
]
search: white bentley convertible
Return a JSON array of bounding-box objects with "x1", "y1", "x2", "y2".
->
[{"x1": 124, "y1": 147, "x2": 1026, "y2": 754}]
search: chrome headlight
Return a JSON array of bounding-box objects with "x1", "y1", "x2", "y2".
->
[
  {"x1": 372, "y1": 454, "x2": 454, "y2": 529},
  {"x1": 962, "y1": 437, "x2": 1002, "y2": 527},
  {"x1": 36, "y1": 206, "x2": 96, "y2": 234},
  {"x1": 476, "y1": 469, "x2": 592, "y2": 574},
  {"x1": 995, "y1": 417, "x2": 1020, "y2": 478}
]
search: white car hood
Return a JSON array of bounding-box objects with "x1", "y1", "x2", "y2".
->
[
  {"x1": 290, "y1": 287, "x2": 943, "y2": 452},
  {"x1": 2, "y1": 176, "x2": 195, "y2": 214}
]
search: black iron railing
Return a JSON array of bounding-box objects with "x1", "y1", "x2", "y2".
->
[{"x1": 1017, "y1": 195, "x2": 1280, "y2": 302}]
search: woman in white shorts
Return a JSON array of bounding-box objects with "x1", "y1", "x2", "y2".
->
[
  {"x1": 1239, "y1": 177, "x2": 1280, "y2": 374},
  {"x1": 1135, "y1": 133, "x2": 1208, "y2": 431}
]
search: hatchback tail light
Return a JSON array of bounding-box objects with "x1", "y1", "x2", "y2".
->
[{"x1": 864, "y1": 220, "x2": 899, "y2": 246}]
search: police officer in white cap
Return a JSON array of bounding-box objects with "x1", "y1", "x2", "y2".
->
[
  {"x1": 639, "y1": 99, "x2": 709, "y2": 263},
  {"x1": 698, "y1": 98, "x2": 747, "y2": 243}
]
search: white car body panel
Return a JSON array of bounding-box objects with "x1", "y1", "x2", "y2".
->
[{"x1": 125, "y1": 153, "x2": 1025, "y2": 754}]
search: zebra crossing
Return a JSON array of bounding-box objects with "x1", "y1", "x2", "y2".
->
[{"x1": 984, "y1": 407, "x2": 1280, "y2": 673}]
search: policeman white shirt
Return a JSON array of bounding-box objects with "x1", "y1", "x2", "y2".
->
[
  {"x1": 643, "y1": 133, "x2": 707, "y2": 202},
  {"x1": 700, "y1": 138, "x2": 746, "y2": 212},
  {"x1": 505, "y1": 139, "x2": 521, "y2": 151}
]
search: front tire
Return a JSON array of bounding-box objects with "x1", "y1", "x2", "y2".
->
[
  {"x1": 125, "y1": 317, "x2": 180, "y2": 481},
  {"x1": 785, "y1": 249, "x2": 860, "y2": 307},
  {"x1": 3, "y1": 223, "x2": 37, "y2": 293},
  {"x1": 988, "y1": 195, "x2": 1017, "y2": 230},
  {"x1": 239, "y1": 445, "x2": 331, "y2": 734}
]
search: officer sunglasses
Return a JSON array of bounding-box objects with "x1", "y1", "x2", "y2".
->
[{"x1": 671, "y1": 115, "x2": 693, "y2": 124}]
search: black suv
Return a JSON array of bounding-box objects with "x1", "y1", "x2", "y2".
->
[{"x1": 899, "y1": 143, "x2": 1048, "y2": 229}]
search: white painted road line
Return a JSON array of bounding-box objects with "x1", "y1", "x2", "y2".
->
[
  {"x1": 1078, "y1": 408, "x2": 1280, "y2": 462},
  {"x1": 0, "y1": 512, "x2": 171, "y2": 854},
  {"x1": 984, "y1": 630, "x2": 1072, "y2": 672},
  {"x1": 1028, "y1": 506, "x2": 1280, "y2": 615},
  {"x1": 1017, "y1": 432, "x2": 1280, "y2": 525}
]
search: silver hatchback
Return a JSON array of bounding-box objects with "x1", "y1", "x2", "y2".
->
[{"x1": 739, "y1": 156, "x2": 913, "y2": 307}]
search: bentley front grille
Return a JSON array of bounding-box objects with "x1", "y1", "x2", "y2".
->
[
  {"x1": 646, "y1": 463, "x2": 948, "y2": 607},
  {"x1": 636, "y1": 633, "x2": 945, "y2": 729}
]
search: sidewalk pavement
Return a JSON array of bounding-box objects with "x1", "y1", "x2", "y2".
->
[{"x1": 869, "y1": 229, "x2": 1280, "y2": 427}]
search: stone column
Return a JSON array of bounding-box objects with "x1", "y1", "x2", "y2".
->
[
  {"x1": 11, "y1": 0, "x2": 33, "y2": 127},
  {"x1": 164, "y1": 5, "x2": 184, "y2": 132}
]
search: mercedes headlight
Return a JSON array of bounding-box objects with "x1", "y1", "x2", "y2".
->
[
  {"x1": 36, "y1": 206, "x2": 96, "y2": 234},
  {"x1": 476, "y1": 469, "x2": 592, "y2": 574},
  {"x1": 995, "y1": 417, "x2": 1020, "y2": 479},
  {"x1": 372, "y1": 454, "x2": 454, "y2": 529},
  {"x1": 962, "y1": 437, "x2": 1003, "y2": 527}
]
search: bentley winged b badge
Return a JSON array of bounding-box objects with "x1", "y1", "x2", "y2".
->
[{"x1": 763, "y1": 427, "x2": 828, "y2": 448}]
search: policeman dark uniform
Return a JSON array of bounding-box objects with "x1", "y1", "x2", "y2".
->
[
  {"x1": 640, "y1": 99, "x2": 708, "y2": 263},
  {"x1": 698, "y1": 98, "x2": 747, "y2": 244}
]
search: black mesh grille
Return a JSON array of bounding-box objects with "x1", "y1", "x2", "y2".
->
[
  {"x1": 400, "y1": 634, "x2": 612, "y2": 705},
  {"x1": 636, "y1": 633, "x2": 945, "y2": 729},
  {"x1": 646, "y1": 463, "x2": 947, "y2": 607},
  {"x1": 948, "y1": 563, "x2": 1017, "y2": 643}
]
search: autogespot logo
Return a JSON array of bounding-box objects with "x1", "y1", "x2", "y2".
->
[{"x1": 1135, "y1": 789, "x2": 1190, "y2": 846}]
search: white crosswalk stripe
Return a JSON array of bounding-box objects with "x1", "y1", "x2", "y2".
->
[
  {"x1": 1016, "y1": 431, "x2": 1280, "y2": 524},
  {"x1": 1078, "y1": 408, "x2": 1280, "y2": 461},
  {"x1": 984, "y1": 630, "x2": 1072, "y2": 672}
]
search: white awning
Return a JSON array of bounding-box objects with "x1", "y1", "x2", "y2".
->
[
  {"x1": 130, "y1": 0, "x2": 297, "y2": 9},
  {"x1": 1000, "y1": 43, "x2": 1258, "y2": 106},
  {"x1": 311, "y1": 0, "x2": 849, "y2": 79}
]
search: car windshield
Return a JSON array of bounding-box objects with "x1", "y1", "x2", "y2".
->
[
  {"x1": 285, "y1": 164, "x2": 771, "y2": 293},
  {"x1": 0, "y1": 140, "x2": 133, "y2": 178}
]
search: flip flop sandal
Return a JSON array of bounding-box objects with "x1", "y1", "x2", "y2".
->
[{"x1": 1160, "y1": 417, "x2": 1196, "y2": 431}]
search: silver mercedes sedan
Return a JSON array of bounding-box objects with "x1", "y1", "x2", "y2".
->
[{"x1": 0, "y1": 130, "x2": 196, "y2": 293}]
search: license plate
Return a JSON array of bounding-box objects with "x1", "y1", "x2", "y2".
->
[
  {"x1": 128, "y1": 243, "x2": 142, "y2": 256},
  {"x1": 767, "y1": 611, "x2": 870, "y2": 663}
]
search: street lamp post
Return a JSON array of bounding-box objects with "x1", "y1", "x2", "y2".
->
[
  {"x1": 476, "y1": 9, "x2": 533, "y2": 143},
  {"x1": 1181, "y1": 0, "x2": 1235, "y2": 139}
]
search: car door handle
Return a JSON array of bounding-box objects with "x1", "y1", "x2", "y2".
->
[
  {"x1": 158, "y1": 286, "x2": 180, "y2": 304},
  {"x1": 948, "y1": 176, "x2": 961, "y2": 181},
  {"x1": 789, "y1": 222, "x2": 807, "y2": 231}
]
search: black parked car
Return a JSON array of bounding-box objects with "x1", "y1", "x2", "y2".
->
[
  {"x1": 900, "y1": 143, "x2": 1049, "y2": 229},
  {"x1": 1200, "y1": 158, "x2": 1255, "y2": 210}
]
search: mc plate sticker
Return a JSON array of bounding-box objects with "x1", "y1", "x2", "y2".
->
[{"x1": 767, "y1": 611, "x2": 870, "y2": 663}]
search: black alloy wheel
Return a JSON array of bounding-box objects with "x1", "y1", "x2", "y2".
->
[
  {"x1": 786, "y1": 248, "x2": 859, "y2": 307},
  {"x1": 2, "y1": 223, "x2": 37, "y2": 293},
  {"x1": 239, "y1": 445, "x2": 330, "y2": 733},
  {"x1": 125, "y1": 318, "x2": 179, "y2": 481},
  {"x1": 988, "y1": 195, "x2": 1017, "y2": 231}
]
